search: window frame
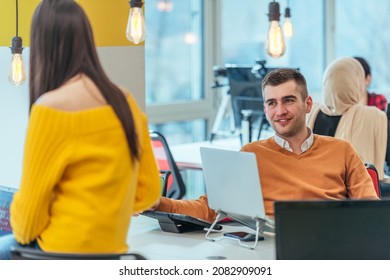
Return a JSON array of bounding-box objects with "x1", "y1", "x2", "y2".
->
[{"x1": 146, "y1": 0, "x2": 336, "y2": 139}]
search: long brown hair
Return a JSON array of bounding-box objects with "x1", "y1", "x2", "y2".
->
[{"x1": 30, "y1": 0, "x2": 139, "y2": 160}]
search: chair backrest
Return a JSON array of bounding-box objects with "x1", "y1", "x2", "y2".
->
[
  {"x1": 150, "y1": 131, "x2": 186, "y2": 199},
  {"x1": 159, "y1": 169, "x2": 172, "y2": 197},
  {"x1": 10, "y1": 247, "x2": 146, "y2": 260},
  {"x1": 365, "y1": 163, "x2": 381, "y2": 198}
]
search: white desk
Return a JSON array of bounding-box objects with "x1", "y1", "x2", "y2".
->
[
  {"x1": 127, "y1": 216, "x2": 275, "y2": 260},
  {"x1": 170, "y1": 131, "x2": 274, "y2": 170},
  {"x1": 170, "y1": 138, "x2": 241, "y2": 170}
]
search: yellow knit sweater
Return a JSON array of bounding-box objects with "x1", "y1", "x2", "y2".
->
[
  {"x1": 157, "y1": 135, "x2": 378, "y2": 220},
  {"x1": 11, "y1": 95, "x2": 161, "y2": 253}
]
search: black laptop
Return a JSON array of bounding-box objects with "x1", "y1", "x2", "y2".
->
[{"x1": 275, "y1": 200, "x2": 390, "y2": 260}]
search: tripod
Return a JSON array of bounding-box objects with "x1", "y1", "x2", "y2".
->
[
  {"x1": 209, "y1": 66, "x2": 238, "y2": 142},
  {"x1": 209, "y1": 88, "x2": 237, "y2": 142}
]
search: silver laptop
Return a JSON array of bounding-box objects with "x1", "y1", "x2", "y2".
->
[
  {"x1": 0, "y1": 185, "x2": 18, "y2": 236},
  {"x1": 200, "y1": 147, "x2": 269, "y2": 228}
]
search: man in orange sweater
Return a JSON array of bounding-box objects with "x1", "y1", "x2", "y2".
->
[{"x1": 154, "y1": 68, "x2": 378, "y2": 221}]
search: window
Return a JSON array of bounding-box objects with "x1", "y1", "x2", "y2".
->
[
  {"x1": 335, "y1": 0, "x2": 390, "y2": 93},
  {"x1": 221, "y1": 0, "x2": 324, "y2": 96},
  {"x1": 145, "y1": 0, "x2": 325, "y2": 144},
  {"x1": 145, "y1": 0, "x2": 211, "y2": 144},
  {"x1": 145, "y1": 0, "x2": 204, "y2": 104},
  {"x1": 149, "y1": 119, "x2": 206, "y2": 145}
]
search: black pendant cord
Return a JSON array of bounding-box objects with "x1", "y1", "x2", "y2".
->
[{"x1": 16, "y1": 0, "x2": 19, "y2": 36}]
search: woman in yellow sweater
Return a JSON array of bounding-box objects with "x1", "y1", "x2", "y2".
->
[{"x1": 0, "y1": 0, "x2": 160, "y2": 259}]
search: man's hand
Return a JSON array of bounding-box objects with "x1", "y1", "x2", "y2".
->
[{"x1": 133, "y1": 199, "x2": 161, "y2": 216}]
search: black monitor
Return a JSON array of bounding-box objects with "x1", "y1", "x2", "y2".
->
[
  {"x1": 225, "y1": 64, "x2": 277, "y2": 129},
  {"x1": 275, "y1": 200, "x2": 390, "y2": 260}
]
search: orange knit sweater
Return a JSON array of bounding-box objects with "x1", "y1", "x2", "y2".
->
[{"x1": 156, "y1": 135, "x2": 378, "y2": 221}]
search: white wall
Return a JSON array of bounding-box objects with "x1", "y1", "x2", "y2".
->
[{"x1": 0, "y1": 46, "x2": 145, "y2": 188}]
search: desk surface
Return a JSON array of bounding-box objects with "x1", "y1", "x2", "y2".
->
[
  {"x1": 170, "y1": 131, "x2": 274, "y2": 170},
  {"x1": 170, "y1": 138, "x2": 241, "y2": 170},
  {"x1": 127, "y1": 216, "x2": 275, "y2": 260}
]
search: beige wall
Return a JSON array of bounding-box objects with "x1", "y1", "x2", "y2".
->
[{"x1": 97, "y1": 47, "x2": 145, "y2": 109}]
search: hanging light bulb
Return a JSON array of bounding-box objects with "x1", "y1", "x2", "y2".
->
[
  {"x1": 126, "y1": 0, "x2": 146, "y2": 44},
  {"x1": 9, "y1": 36, "x2": 26, "y2": 86},
  {"x1": 265, "y1": 1, "x2": 286, "y2": 59},
  {"x1": 283, "y1": 7, "x2": 294, "y2": 38},
  {"x1": 9, "y1": 0, "x2": 26, "y2": 86}
]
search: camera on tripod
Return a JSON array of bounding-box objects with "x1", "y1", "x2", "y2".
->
[
  {"x1": 211, "y1": 66, "x2": 228, "y2": 89},
  {"x1": 251, "y1": 60, "x2": 268, "y2": 79},
  {"x1": 209, "y1": 60, "x2": 273, "y2": 143}
]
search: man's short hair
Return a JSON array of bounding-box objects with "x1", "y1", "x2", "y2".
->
[{"x1": 262, "y1": 68, "x2": 308, "y2": 100}]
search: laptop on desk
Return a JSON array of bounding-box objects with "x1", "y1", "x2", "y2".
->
[
  {"x1": 0, "y1": 186, "x2": 17, "y2": 236},
  {"x1": 199, "y1": 147, "x2": 273, "y2": 231},
  {"x1": 275, "y1": 200, "x2": 390, "y2": 260}
]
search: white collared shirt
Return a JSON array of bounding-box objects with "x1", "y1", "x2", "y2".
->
[{"x1": 273, "y1": 128, "x2": 314, "y2": 154}]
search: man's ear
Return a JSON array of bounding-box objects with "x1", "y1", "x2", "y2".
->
[{"x1": 305, "y1": 96, "x2": 313, "y2": 113}]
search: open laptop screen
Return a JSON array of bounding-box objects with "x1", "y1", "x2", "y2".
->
[
  {"x1": 200, "y1": 147, "x2": 266, "y2": 221},
  {"x1": 275, "y1": 200, "x2": 390, "y2": 260}
]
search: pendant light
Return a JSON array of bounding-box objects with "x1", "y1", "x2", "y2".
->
[
  {"x1": 126, "y1": 0, "x2": 146, "y2": 44},
  {"x1": 283, "y1": 1, "x2": 294, "y2": 38},
  {"x1": 265, "y1": 1, "x2": 286, "y2": 59},
  {"x1": 9, "y1": 0, "x2": 26, "y2": 86}
]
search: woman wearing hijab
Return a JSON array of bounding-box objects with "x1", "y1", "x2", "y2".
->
[{"x1": 307, "y1": 57, "x2": 389, "y2": 180}]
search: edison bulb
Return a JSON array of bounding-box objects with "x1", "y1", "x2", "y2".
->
[
  {"x1": 283, "y1": 18, "x2": 294, "y2": 38},
  {"x1": 9, "y1": 35, "x2": 26, "y2": 86},
  {"x1": 9, "y1": 53, "x2": 26, "y2": 86},
  {"x1": 126, "y1": 7, "x2": 146, "y2": 44},
  {"x1": 266, "y1": 21, "x2": 286, "y2": 59}
]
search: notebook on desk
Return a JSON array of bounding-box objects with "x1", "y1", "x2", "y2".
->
[
  {"x1": 0, "y1": 186, "x2": 17, "y2": 236},
  {"x1": 275, "y1": 200, "x2": 390, "y2": 260},
  {"x1": 200, "y1": 147, "x2": 273, "y2": 230}
]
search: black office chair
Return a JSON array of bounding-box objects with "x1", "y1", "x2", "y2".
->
[
  {"x1": 10, "y1": 246, "x2": 147, "y2": 260},
  {"x1": 159, "y1": 169, "x2": 172, "y2": 197},
  {"x1": 150, "y1": 131, "x2": 186, "y2": 199}
]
